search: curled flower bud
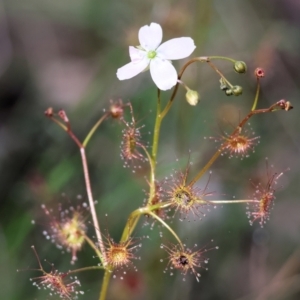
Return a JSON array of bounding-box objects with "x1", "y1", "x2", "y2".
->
[
  {"x1": 186, "y1": 90, "x2": 200, "y2": 106},
  {"x1": 255, "y1": 68, "x2": 265, "y2": 78},
  {"x1": 232, "y1": 85, "x2": 243, "y2": 96},
  {"x1": 234, "y1": 61, "x2": 247, "y2": 73}
]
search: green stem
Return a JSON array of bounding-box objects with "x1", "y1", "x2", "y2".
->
[
  {"x1": 209, "y1": 56, "x2": 236, "y2": 63},
  {"x1": 141, "y1": 145, "x2": 156, "y2": 205},
  {"x1": 189, "y1": 148, "x2": 223, "y2": 186},
  {"x1": 68, "y1": 266, "x2": 105, "y2": 275},
  {"x1": 99, "y1": 270, "x2": 112, "y2": 300},
  {"x1": 251, "y1": 78, "x2": 260, "y2": 111},
  {"x1": 84, "y1": 234, "x2": 104, "y2": 263},
  {"x1": 147, "y1": 90, "x2": 162, "y2": 208},
  {"x1": 120, "y1": 203, "x2": 182, "y2": 248},
  {"x1": 120, "y1": 207, "x2": 149, "y2": 242},
  {"x1": 148, "y1": 201, "x2": 172, "y2": 211},
  {"x1": 207, "y1": 60, "x2": 233, "y2": 88},
  {"x1": 147, "y1": 211, "x2": 183, "y2": 249},
  {"x1": 120, "y1": 202, "x2": 173, "y2": 243},
  {"x1": 152, "y1": 89, "x2": 162, "y2": 162},
  {"x1": 48, "y1": 116, "x2": 68, "y2": 131},
  {"x1": 83, "y1": 112, "x2": 110, "y2": 147},
  {"x1": 209, "y1": 199, "x2": 259, "y2": 204}
]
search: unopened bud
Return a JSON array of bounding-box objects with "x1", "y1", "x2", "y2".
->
[
  {"x1": 186, "y1": 90, "x2": 200, "y2": 106},
  {"x1": 232, "y1": 85, "x2": 243, "y2": 96},
  {"x1": 234, "y1": 61, "x2": 247, "y2": 73}
]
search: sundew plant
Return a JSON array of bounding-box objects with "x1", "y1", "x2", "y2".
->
[{"x1": 22, "y1": 23, "x2": 293, "y2": 300}]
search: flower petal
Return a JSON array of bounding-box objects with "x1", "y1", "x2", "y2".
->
[
  {"x1": 139, "y1": 23, "x2": 162, "y2": 50},
  {"x1": 150, "y1": 58, "x2": 178, "y2": 90},
  {"x1": 157, "y1": 37, "x2": 196, "y2": 60},
  {"x1": 117, "y1": 58, "x2": 149, "y2": 80},
  {"x1": 129, "y1": 46, "x2": 147, "y2": 63}
]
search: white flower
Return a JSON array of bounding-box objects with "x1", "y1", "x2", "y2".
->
[{"x1": 116, "y1": 23, "x2": 196, "y2": 91}]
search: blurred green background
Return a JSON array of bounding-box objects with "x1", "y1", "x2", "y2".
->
[{"x1": 1, "y1": 0, "x2": 300, "y2": 299}]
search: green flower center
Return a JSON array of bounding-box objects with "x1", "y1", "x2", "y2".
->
[{"x1": 147, "y1": 50, "x2": 157, "y2": 59}]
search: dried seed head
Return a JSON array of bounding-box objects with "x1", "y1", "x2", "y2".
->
[
  {"x1": 42, "y1": 204, "x2": 87, "y2": 264},
  {"x1": 162, "y1": 242, "x2": 218, "y2": 282},
  {"x1": 29, "y1": 246, "x2": 84, "y2": 299}
]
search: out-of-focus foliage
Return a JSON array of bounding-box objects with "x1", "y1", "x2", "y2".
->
[{"x1": 1, "y1": 0, "x2": 300, "y2": 299}]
